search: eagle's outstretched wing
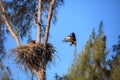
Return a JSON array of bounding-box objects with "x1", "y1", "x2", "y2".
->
[
  {"x1": 71, "y1": 32, "x2": 76, "y2": 41},
  {"x1": 71, "y1": 32, "x2": 76, "y2": 46}
]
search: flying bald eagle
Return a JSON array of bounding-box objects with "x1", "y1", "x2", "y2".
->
[{"x1": 64, "y1": 32, "x2": 76, "y2": 46}]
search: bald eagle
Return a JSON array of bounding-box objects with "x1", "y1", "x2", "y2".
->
[
  {"x1": 64, "y1": 32, "x2": 76, "y2": 46},
  {"x1": 28, "y1": 40, "x2": 36, "y2": 44}
]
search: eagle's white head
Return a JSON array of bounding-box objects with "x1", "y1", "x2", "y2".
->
[{"x1": 65, "y1": 36, "x2": 71, "y2": 42}]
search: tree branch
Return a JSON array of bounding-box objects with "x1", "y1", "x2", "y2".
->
[
  {"x1": 0, "y1": 0, "x2": 21, "y2": 46},
  {"x1": 44, "y1": 0, "x2": 55, "y2": 47},
  {"x1": 36, "y1": 0, "x2": 42, "y2": 44},
  {"x1": 33, "y1": 13, "x2": 38, "y2": 27},
  {"x1": 27, "y1": 11, "x2": 38, "y2": 27}
]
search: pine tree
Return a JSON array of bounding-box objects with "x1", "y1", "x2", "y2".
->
[
  {"x1": 109, "y1": 36, "x2": 120, "y2": 80},
  {"x1": 0, "y1": 22, "x2": 13, "y2": 80},
  {"x1": 0, "y1": 59, "x2": 13, "y2": 80},
  {"x1": 65, "y1": 21, "x2": 109, "y2": 80},
  {"x1": 0, "y1": 0, "x2": 64, "y2": 80}
]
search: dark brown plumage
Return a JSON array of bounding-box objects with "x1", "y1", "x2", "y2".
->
[{"x1": 64, "y1": 32, "x2": 76, "y2": 46}]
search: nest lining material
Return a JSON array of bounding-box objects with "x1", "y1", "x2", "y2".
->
[{"x1": 12, "y1": 43, "x2": 55, "y2": 71}]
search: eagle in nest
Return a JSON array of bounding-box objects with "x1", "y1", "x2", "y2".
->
[{"x1": 64, "y1": 32, "x2": 76, "y2": 46}]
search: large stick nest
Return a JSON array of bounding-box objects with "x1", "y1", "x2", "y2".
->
[{"x1": 12, "y1": 43, "x2": 55, "y2": 71}]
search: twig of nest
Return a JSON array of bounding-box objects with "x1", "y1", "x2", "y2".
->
[{"x1": 12, "y1": 43, "x2": 56, "y2": 71}]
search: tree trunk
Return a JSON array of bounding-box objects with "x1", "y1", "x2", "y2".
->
[
  {"x1": 0, "y1": 0, "x2": 21, "y2": 46},
  {"x1": 33, "y1": 62, "x2": 46, "y2": 80},
  {"x1": 44, "y1": 0, "x2": 55, "y2": 47},
  {"x1": 37, "y1": 67, "x2": 46, "y2": 80},
  {"x1": 36, "y1": 0, "x2": 42, "y2": 44}
]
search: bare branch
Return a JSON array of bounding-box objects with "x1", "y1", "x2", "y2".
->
[
  {"x1": 44, "y1": 0, "x2": 55, "y2": 47},
  {"x1": 33, "y1": 13, "x2": 38, "y2": 27},
  {"x1": 0, "y1": 0, "x2": 21, "y2": 46},
  {"x1": 28, "y1": 12, "x2": 37, "y2": 27},
  {"x1": 36, "y1": 0, "x2": 42, "y2": 44}
]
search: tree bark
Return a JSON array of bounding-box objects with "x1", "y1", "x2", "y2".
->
[
  {"x1": 44, "y1": 0, "x2": 55, "y2": 47},
  {"x1": 36, "y1": 0, "x2": 42, "y2": 44},
  {"x1": 33, "y1": 63, "x2": 46, "y2": 80},
  {"x1": 0, "y1": 0, "x2": 21, "y2": 46}
]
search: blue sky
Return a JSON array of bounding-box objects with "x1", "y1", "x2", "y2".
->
[
  {"x1": 48, "y1": 0, "x2": 120, "y2": 80},
  {"x1": 4, "y1": 0, "x2": 120, "y2": 80}
]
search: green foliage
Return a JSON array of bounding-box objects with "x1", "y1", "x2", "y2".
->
[
  {"x1": 0, "y1": 1, "x2": 64, "y2": 80},
  {"x1": 0, "y1": 27, "x2": 5, "y2": 59},
  {"x1": 109, "y1": 36, "x2": 120, "y2": 80},
  {"x1": 54, "y1": 73, "x2": 69, "y2": 80},
  {"x1": 0, "y1": 59, "x2": 13, "y2": 80},
  {"x1": 0, "y1": 0, "x2": 64, "y2": 40},
  {"x1": 0, "y1": 0, "x2": 64, "y2": 57},
  {"x1": 65, "y1": 21, "x2": 109, "y2": 80}
]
